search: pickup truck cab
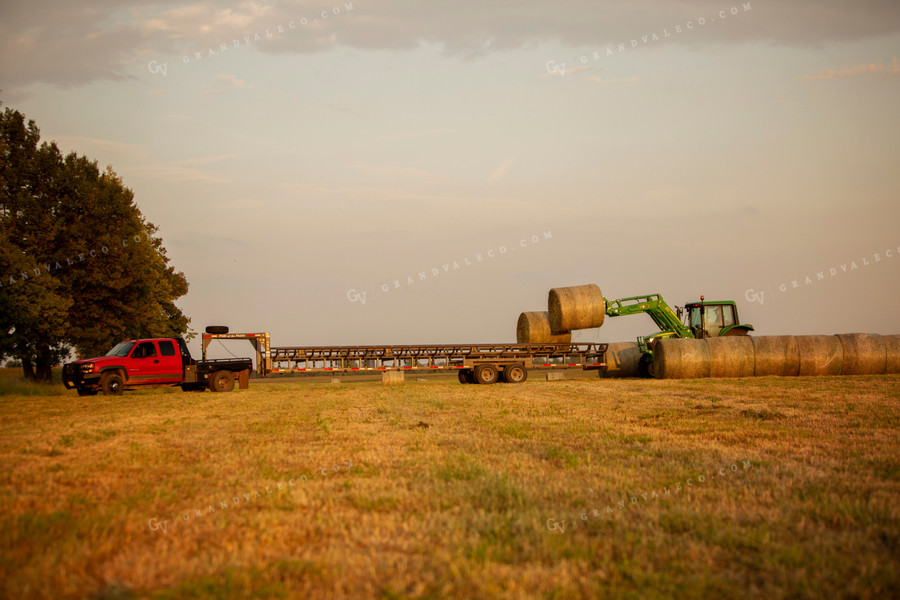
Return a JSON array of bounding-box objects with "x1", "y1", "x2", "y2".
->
[{"x1": 62, "y1": 337, "x2": 252, "y2": 396}]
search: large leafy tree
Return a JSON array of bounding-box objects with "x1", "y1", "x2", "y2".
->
[{"x1": 0, "y1": 106, "x2": 191, "y2": 381}]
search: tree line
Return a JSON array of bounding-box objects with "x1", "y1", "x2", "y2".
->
[{"x1": 0, "y1": 106, "x2": 190, "y2": 382}]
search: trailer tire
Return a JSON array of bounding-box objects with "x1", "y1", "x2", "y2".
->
[
  {"x1": 458, "y1": 370, "x2": 469, "y2": 384},
  {"x1": 209, "y1": 370, "x2": 235, "y2": 393},
  {"x1": 502, "y1": 364, "x2": 527, "y2": 384},
  {"x1": 205, "y1": 326, "x2": 229, "y2": 334},
  {"x1": 100, "y1": 371, "x2": 125, "y2": 396},
  {"x1": 474, "y1": 364, "x2": 499, "y2": 385}
]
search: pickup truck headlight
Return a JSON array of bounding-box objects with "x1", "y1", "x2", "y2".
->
[{"x1": 80, "y1": 363, "x2": 96, "y2": 374}]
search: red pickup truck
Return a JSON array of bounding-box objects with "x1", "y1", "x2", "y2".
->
[{"x1": 62, "y1": 337, "x2": 252, "y2": 396}]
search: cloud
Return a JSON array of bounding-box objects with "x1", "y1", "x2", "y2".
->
[
  {"x1": 794, "y1": 57, "x2": 900, "y2": 82},
  {"x1": 47, "y1": 135, "x2": 227, "y2": 183},
  {"x1": 489, "y1": 156, "x2": 517, "y2": 182},
  {"x1": 205, "y1": 73, "x2": 253, "y2": 94},
  {"x1": 3, "y1": 1, "x2": 900, "y2": 88}
]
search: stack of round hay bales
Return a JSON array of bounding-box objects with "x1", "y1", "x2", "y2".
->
[
  {"x1": 601, "y1": 341, "x2": 641, "y2": 378},
  {"x1": 884, "y1": 334, "x2": 900, "y2": 374},
  {"x1": 706, "y1": 337, "x2": 755, "y2": 378},
  {"x1": 795, "y1": 335, "x2": 843, "y2": 376},
  {"x1": 752, "y1": 336, "x2": 800, "y2": 377},
  {"x1": 516, "y1": 312, "x2": 572, "y2": 344},
  {"x1": 653, "y1": 338, "x2": 710, "y2": 379},
  {"x1": 836, "y1": 333, "x2": 886, "y2": 375},
  {"x1": 548, "y1": 284, "x2": 605, "y2": 334}
]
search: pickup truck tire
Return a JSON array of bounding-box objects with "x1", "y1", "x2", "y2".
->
[
  {"x1": 502, "y1": 364, "x2": 527, "y2": 384},
  {"x1": 209, "y1": 370, "x2": 235, "y2": 393},
  {"x1": 474, "y1": 364, "x2": 499, "y2": 385},
  {"x1": 205, "y1": 326, "x2": 229, "y2": 334},
  {"x1": 101, "y1": 371, "x2": 125, "y2": 396}
]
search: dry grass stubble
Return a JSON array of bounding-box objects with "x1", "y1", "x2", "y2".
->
[{"x1": 0, "y1": 373, "x2": 898, "y2": 598}]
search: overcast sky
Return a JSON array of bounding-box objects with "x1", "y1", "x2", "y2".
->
[{"x1": 2, "y1": 0, "x2": 899, "y2": 355}]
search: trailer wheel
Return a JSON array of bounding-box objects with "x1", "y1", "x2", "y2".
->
[
  {"x1": 209, "y1": 370, "x2": 235, "y2": 393},
  {"x1": 474, "y1": 364, "x2": 499, "y2": 385},
  {"x1": 503, "y1": 364, "x2": 528, "y2": 384},
  {"x1": 457, "y1": 370, "x2": 469, "y2": 384},
  {"x1": 100, "y1": 371, "x2": 125, "y2": 396},
  {"x1": 205, "y1": 325, "x2": 229, "y2": 334},
  {"x1": 465, "y1": 371, "x2": 477, "y2": 384}
]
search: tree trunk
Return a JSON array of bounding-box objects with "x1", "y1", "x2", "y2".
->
[
  {"x1": 21, "y1": 357, "x2": 36, "y2": 381},
  {"x1": 34, "y1": 346, "x2": 54, "y2": 383}
]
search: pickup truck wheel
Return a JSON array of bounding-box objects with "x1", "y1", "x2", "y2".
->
[
  {"x1": 100, "y1": 372, "x2": 125, "y2": 396},
  {"x1": 209, "y1": 371, "x2": 235, "y2": 393},
  {"x1": 503, "y1": 364, "x2": 527, "y2": 384},
  {"x1": 473, "y1": 364, "x2": 499, "y2": 385},
  {"x1": 77, "y1": 388, "x2": 98, "y2": 397}
]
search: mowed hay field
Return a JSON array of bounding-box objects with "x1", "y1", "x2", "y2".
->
[{"x1": 1, "y1": 372, "x2": 899, "y2": 599}]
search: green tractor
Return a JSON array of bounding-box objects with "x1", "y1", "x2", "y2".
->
[{"x1": 604, "y1": 294, "x2": 754, "y2": 376}]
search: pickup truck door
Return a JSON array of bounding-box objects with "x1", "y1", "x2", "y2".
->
[
  {"x1": 155, "y1": 340, "x2": 184, "y2": 383},
  {"x1": 128, "y1": 341, "x2": 182, "y2": 384}
]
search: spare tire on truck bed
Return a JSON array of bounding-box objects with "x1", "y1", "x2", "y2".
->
[{"x1": 205, "y1": 326, "x2": 229, "y2": 334}]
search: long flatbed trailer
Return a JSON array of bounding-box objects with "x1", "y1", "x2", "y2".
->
[{"x1": 201, "y1": 332, "x2": 607, "y2": 384}]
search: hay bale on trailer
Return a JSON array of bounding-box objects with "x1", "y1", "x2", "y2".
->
[
  {"x1": 548, "y1": 284, "x2": 605, "y2": 334},
  {"x1": 600, "y1": 342, "x2": 641, "y2": 378},
  {"x1": 654, "y1": 338, "x2": 711, "y2": 379},
  {"x1": 836, "y1": 333, "x2": 886, "y2": 375},
  {"x1": 883, "y1": 334, "x2": 900, "y2": 374},
  {"x1": 752, "y1": 336, "x2": 800, "y2": 377},
  {"x1": 706, "y1": 336, "x2": 755, "y2": 378},
  {"x1": 516, "y1": 312, "x2": 572, "y2": 344},
  {"x1": 796, "y1": 335, "x2": 843, "y2": 376}
]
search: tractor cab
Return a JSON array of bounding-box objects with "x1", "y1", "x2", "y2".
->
[{"x1": 683, "y1": 297, "x2": 754, "y2": 338}]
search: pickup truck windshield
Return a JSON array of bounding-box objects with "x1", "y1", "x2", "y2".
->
[{"x1": 106, "y1": 341, "x2": 136, "y2": 357}]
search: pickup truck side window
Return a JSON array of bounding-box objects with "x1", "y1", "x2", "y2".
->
[
  {"x1": 133, "y1": 341, "x2": 157, "y2": 358},
  {"x1": 159, "y1": 340, "x2": 177, "y2": 356}
]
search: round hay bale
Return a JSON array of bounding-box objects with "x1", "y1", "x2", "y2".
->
[
  {"x1": 516, "y1": 312, "x2": 572, "y2": 344},
  {"x1": 752, "y1": 336, "x2": 800, "y2": 377},
  {"x1": 601, "y1": 341, "x2": 641, "y2": 378},
  {"x1": 796, "y1": 335, "x2": 843, "y2": 376},
  {"x1": 548, "y1": 284, "x2": 605, "y2": 334},
  {"x1": 836, "y1": 333, "x2": 886, "y2": 375},
  {"x1": 654, "y1": 338, "x2": 710, "y2": 379},
  {"x1": 883, "y1": 334, "x2": 900, "y2": 374},
  {"x1": 706, "y1": 336, "x2": 755, "y2": 378}
]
